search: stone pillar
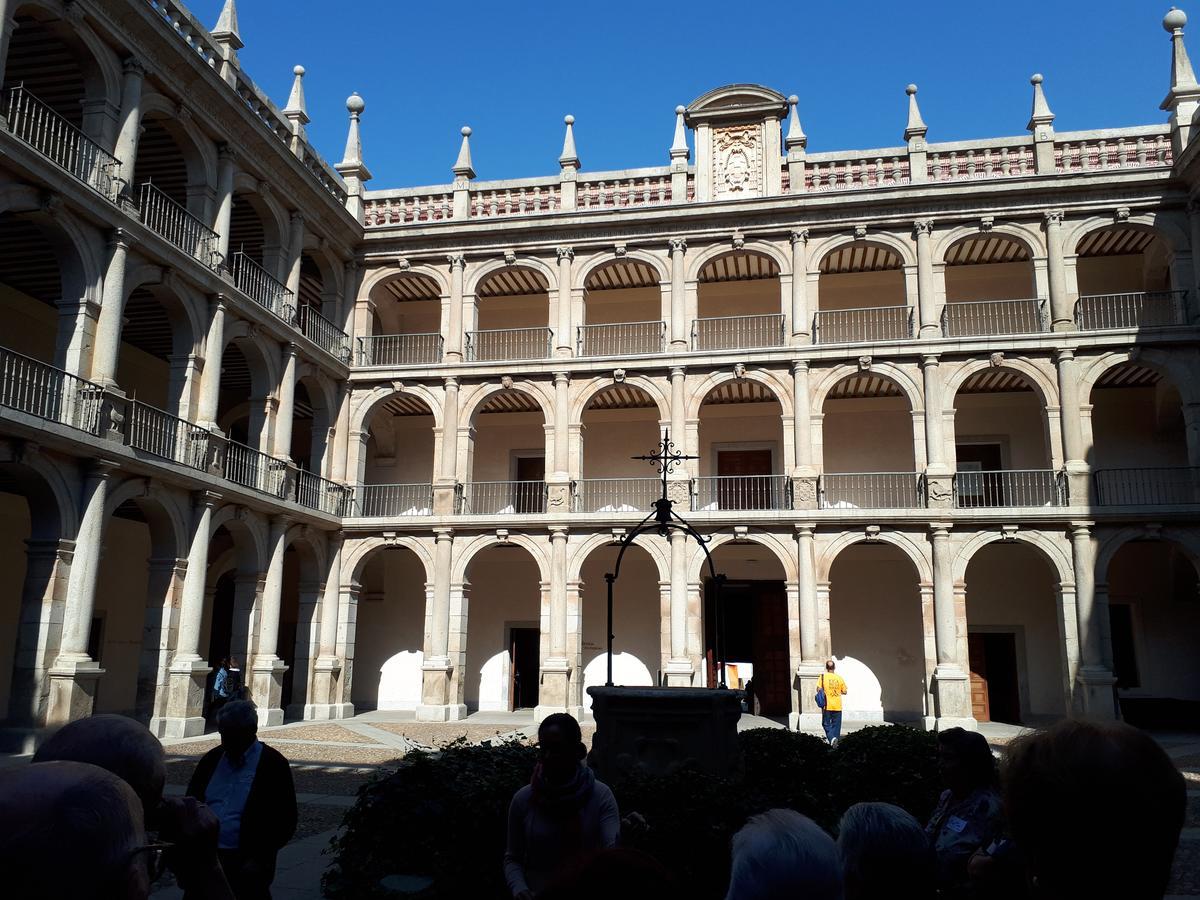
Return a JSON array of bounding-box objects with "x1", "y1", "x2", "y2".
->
[
  {"x1": 47, "y1": 461, "x2": 118, "y2": 724},
  {"x1": 792, "y1": 524, "x2": 823, "y2": 731},
  {"x1": 1056, "y1": 348, "x2": 1088, "y2": 501},
  {"x1": 156, "y1": 491, "x2": 220, "y2": 738},
  {"x1": 929, "y1": 523, "x2": 975, "y2": 729},
  {"x1": 112, "y1": 58, "x2": 146, "y2": 188},
  {"x1": 555, "y1": 247, "x2": 574, "y2": 357},
  {"x1": 669, "y1": 239, "x2": 688, "y2": 350},
  {"x1": 308, "y1": 532, "x2": 351, "y2": 719},
  {"x1": 329, "y1": 382, "x2": 350, "y2": 482},
  {"x1": 419, "y1": 529, "x2": 463, "y2": 720},
  {"x1": 665, "y1": 530, "x2": 693, "y2": 685},
  {"x1": 195, "y1": 296, "x2": 227, "y2": 432},
  {"x1": 668, "y1": 367, "x2": 690, "y2": 503},
  {"x1": 1071, "y1": 522, "x2": 1117, "y2": 718},
  {"x1": 285, "y1": 578, "x2": 322, "y2": 720},
  {"x1": 8, "y1": 538, "x2": 73, "y2": 729},
  {"x1": 273, "y1": 342, "x2": 298, "y2": 461},
  {"x1": 251, "y1": 516, "x2": 289, "y2": 726},
  {"x1": 135, "y1": 555, "x2": 185, "y2": 724},
  {"x1": 914, "y1": 220, "x2": 939, "y2": 337},
  {"x1": 445, "y1": 255, "x2": 466, "y2": 361},
  {"x1": 790, "y1": 230, "x2": 811, "y2": 343},
  {"x1": 1045, "y1": 210, "x2": 1073, "y2": 331},
  {"x1": 213, "y1": 145, "x2": 236, "y2": 263},
  {"x1": 921, "y1": 354, "x2": 953, "y2": 508},
  {"x1": 537, "y1": 527, "x2": 573, "y2": 718},
  {"x1": 90, "y1": 230, "x2": 132, "y2": 389},
  {"x1": 285, "y1": 212, "x2": 305, "y2": 298},
  {"x1": 791, "y1": 361, "x2": 817, "y2": 508},
  {"x1": 547, "y1": 372, "x2": 571, "y2": 510},
  {"x1": 433, "y1": 377, "x2": 461, "y2": 515}
]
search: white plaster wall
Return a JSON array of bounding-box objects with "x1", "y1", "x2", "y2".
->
[
  {"x1": 580, "y1": 547, "x2": 661, "y2": 702},
  {"x1": 817, "y1": 269, "x2": 906, "y2": 311},
  {"x1": 93, "y1": 516, "x2": 151, "y2": 716},
  {"x1": 944, "y1": 261, "x2": 1035, "y2": 301},
  {"x1": 828, "y1": 544, "x2": 927, "y2": 720},
  {"x1": 698, "y1": 402, "x2": 784, "y2": 476},
  {"x1": 0, "y1": 285, "x2": 57, "y2": 362},
  {"x1": 1076, "y1": 254, "x2": 1168, "y2": 295},
  {"x1": 365, "y1": 414, "x2": 436, "y2": 483},
  {"x1": 822, "y1": 396, "x2": 915, "y2": 471},
  {"x1": 477, "y1": 292, "x2": 549, "y2": 331},
  {"x1": 697, "y1": 279, "x2": 778, "y2": 319},
  {"x1": 964, "y1": 542, "x2": 1066, "y2": 718},
  {"x1": 352, "y1": 547, "x2": 426, "y2": 709},
  {"x1": 581, "y1": 408, "x2": 661, "y2": 479},
  {"x1": 0, "y1": 492, "x2": 31, "y2": 709},
  {"x1": 954, "y1": 392, "x2": 1049, "y2": 468},
  {"x1": 583, "y1": 286, "x2": 660, "y2": 325},
  {"x1": 471, "y1": 412, "x2": 546, "y2": 481},
  {"x1": 374, "y1": 297, "x2": 440, "y2": 334},
  {"x1": 464, "y1": 549, "x2": 541, "y2": 710},
  {"x1": 1089, "y1": 385, "x2": 1188, "y2": 468},
  {"x1": 115, "y1": 341, "x2": 170, "y2": 410}
]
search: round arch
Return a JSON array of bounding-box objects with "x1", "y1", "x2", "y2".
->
[
  {"x1": 231, "y1": 171, "x2": 290, "y2": 252},
  {"x1": 283, "y1": 524, "x2": 328, "y2": 577},
  {"x1": 952, "y1": 531, "x2": 1073, "y2": 585},
  {"x1": 459, "y1": 382, "x2": 554, "y2": 427},
  {"x1": 811, "y1": 362, "x2": 924, "y2": 413},
  {"x1": 103, "y1": 478, "x2": 188, "y2": 561},
  {"x1": 120, "y1": 267, "x2": 206, "y2": 358},
  {"x1": 1080, "y1": 349, "x2": 1200, "y2": 407},
  {"x1": 1095, "y1": 526, "x2": 1200, "y2": 583},
  {"x1": 9, "y1": 3, "x2": 122, "y2": 112},
  {"x1": 571, "y1": 375, "x2": 670, "y2": 425},
  {"x1": 568, "y1": 532, "x2": 670, "y2": 583},
  {"x1": 350, "y1": 383, "x2": 442, "y2": 436},
  {"x1": 1062, "y1": 214, "x2": 1189, "y2": 259},
  {"x1": 0, "y1": 452, "x2": 76, "y2": 539},
  {"x1": 686, "y1": 242, "x2": 790, "y2": 283},
  {"x1": 690, "y1": 532, "x2": 798, "y2": 584},
  {"x1": 300, "y1": 243, "x2": 345, "y2": 301},
  {"x1": 451, "y1": 532, "x2": 551, "y2": 585},
  {"x1": 467, "y1": 257, "x2": 558, "y2": 296},
  {"x1": 944, "y1": 357, "x2": 1058, "y2": 411},
  {"x1": 687, "y1": 369, "x2": 793, "y2": 420},
  {"x1": 808, "y1": 233, "x2": 917, "y2": 270},
  {"x1": 137, "y1": 91, "x2": 218, "y2": 190},
  {"x1": 221, "y1": 320, "x2": 283, "y2": 390},
  {"x1": 818, "y1": 531, "x2": 932, "y2": 583},
  {"x1": 932, "y1": 222, "x2": 1045, "y2": 263},
  {"x1": 575, "y1": 249, "x2": 669, "y2": 290},
  {"x1": 360, "y1": 264, "x2": 451, "y2": 300},
  {"x1": 208, "y1": 505, "x2": 268, "y2": 573},
  {"x1": 343, "y1": 535, "x2": 435, "y2": 588}
]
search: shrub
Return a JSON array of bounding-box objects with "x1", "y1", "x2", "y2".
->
[
  {"x1": 828, "y1": 725, "x2": 941, "y2": 825},
  {"x1": 737, "y1": 728, "x2": 835, "y2": 828}
]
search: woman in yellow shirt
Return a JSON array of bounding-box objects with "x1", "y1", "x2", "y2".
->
[{"x1": 820, "y1": 659, "x2": 847, "y2": 746}]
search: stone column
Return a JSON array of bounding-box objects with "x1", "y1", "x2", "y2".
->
[
  {"x1": 1056, "y1": 348, "x2": 1089, "y2": 502},
  {"x1": 914, "y1": 220, "x2": 939, "y2": 337},
  {"x1": 308, "y1": 532, "x2": 350, "y2": 719},
  {"x1": 112, "y1": 58, "x2": 146, "y2": 188},
  {"x1": 792, "y1": 524, "x2": 823, "y2": 731},
  {"x1": 47, "y1": 461, "x2": 118, "y2": 724},
  {"x1": 213, "y1": 145, "x2": 236, "y2": 263},
  {"x1": 669, "y1": 239, "x2": 688, "y2": 350},
  {"x1": 1045, "y1": 210, "x2": 1073, "y2": 331},
  {"x1": 929, "y1": 523, "x2": 975, "y2": 729},
  {"x1": 285, "y1": 577, "x2": 322, "y2": 720},
  {"x1": 547, "y1": 372, "x2": 571, "y2": 510},
  {"x1": 668, "y1": 367, "x2": 690, "y2": 504},
  {"x1": 90, "y1": 230, "x2": 132, "y2": 389},
  {"x1": 555, "y1": 248, "x2": 574, "y2": 357},
  {"x1": 1071, "y1": 522, "x2": 1117, "y2": 718},
  {"x1": 921, "y1": 354, "x2": 953, "y2": 508},
  {"x1": 419, "y1": 529, "x2": 463, "y2": 720},
  {"x1": 433, "y1": 377, "x2": 461, "y2": 515},
  {"x1": 665, "y1": 530, "x2": 693, "y2": 685},
  {"x1": 790, "y1": 230, "x2": 811, "y2": 343},
  {"x1": 251, "y1": 516, "x2": 289, "y2": 726},
  {"x1": 329, "y1": 383, "x2": 350, "y2": 482},
  {"x1": 536, "y1": 527, "x2": 572, "y2": 718},
  {"x1": 285, "y1": 212, "x2": 305, "y2": 297},
  {"x1": 273, "y1": 342, "x2": 298, "y2": 461},
  {"x1": 8, "y1": 538, "x2": 73, "y2": 729},
  {"x1": 156, "y1": 491, "x2": 220, "y2": 738},
  {"x1": 792, "y1": 361, "x2": 817, "y2": 508},
  {"x1": 196, "y1": 296, "x2": 227, "y2": 432},
  {"x1": 445, "y1": 255, "x2": 466, "y2": 361}
]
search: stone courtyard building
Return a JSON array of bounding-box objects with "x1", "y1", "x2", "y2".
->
[{"x1": 1, "y1": 0, "x2": 1199, "y2": 744}]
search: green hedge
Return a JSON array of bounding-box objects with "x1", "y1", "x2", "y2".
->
[{"x1": 323, "y1": 726, "x2": 941, "y2": 900}]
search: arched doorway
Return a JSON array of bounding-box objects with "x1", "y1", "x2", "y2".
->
[
  {"x1": 355, "y1": 392, "x2": 435, "y2": 516},
  {"x1": 350, "y1": 545, "x2": 428, "y2": 711},
  {"x1": 695, "y1": 250, "x2": 783, "y2": 349},
  {"x1": 814, "y1": 241, "x2": 909, "y2": 343},
  {"x1": 577, "y1": 385, "x2": 661, "y2": 512},
  {"x1": 696, "y1": 379, "x2": 787, "y2": 511}
]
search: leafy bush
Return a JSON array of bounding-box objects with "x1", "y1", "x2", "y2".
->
[
  {"x1": 737, "y1": 728, "x2": 835, "y2": 827},
  {"x1": 828, "y1": 725, "x2": 941, "y2": 824}
]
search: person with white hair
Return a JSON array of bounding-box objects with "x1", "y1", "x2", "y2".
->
[
  {"x1": 725, "y1": 808, "x2": 843, "y2": 900},
  {"x1": 835, "y1": 802, "x2": 934, "y2": 900}
]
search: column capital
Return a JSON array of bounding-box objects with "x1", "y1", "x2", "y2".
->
[
  {"x1": 269, "y1": 513, "x2": 291, "y2": 531},
  {"x1": 211, "y1": 293, "x2": 228, "y2": 312},
  {"x1": 1055, "y1": 346, "x2": 1076, "y2": 363},
  {"x1": 108, "y1": 228, "x2": 131, "y2": 251},
  {"x1": 193, "y1": 489, "x2": 223, "y2": 508},
  {"x1": 669, "y1": 237, "x2": 687, "y2": 254},
  {"x1": 913, "y1": 219, "x2": 935, "y2": 237},
  {"x1": 282, "y1": 341, "x2": 299, "y2": 359},
  {"x1": 1068, "y1": 521, "x2": 1094, "y2": 537},
  {"x1": 553, "y1": 371, "x2": 570, "y2": 386},
  {"x1": 289, "y1": 210, "x2": 305, "y2": 226},
  {"x1": 790, "y1": 228, "x2": 810, "y2": 245},
  {"x1": 217, "y1": 142, "x2": 237, "y2": 163},
  {"x1": 669, "y1": 365, "x2": 686, "y2": 378},
  {"x1": 446, "y1": 253, "x2": 467, "y2": 270},
  {"x1": 433, "y1": 527, "x2": 454, "y2": 541},
  {"x1": 343, "y1": 258, "x2": 359, "y2": 274},
  {"x1": 121, "y1": 56, "x2": 146, "y2": 78},
  {"x1": 792, "y1": 359, "x2": 810, "y2": 375},
  {"x1": 793, "y1": 522, "x2": 816, "y2": 538},
  {"x1": 920, "y1": 352, "x2": 941, "y2": 368},
  {"x1": 86, "y1": 458, "x2": 122, "y2": 480},
  {"x1": 443, "y1": 375, "x2": 460, "y2": 390},
  {"x1": 549, "y1": 525, "x2": 569, "y2": 540},
  {"x1": 556, "y1": 246, "x2": 575, "y2": 262},
  {"x1": 928, "y1": 521, "x2": 953, "y2": 538},
  {"x1": 1043, "y1": 208, "x2": 1065, "y2": 226}
]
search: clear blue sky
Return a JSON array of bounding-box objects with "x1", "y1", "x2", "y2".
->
[{"x1": 188, "y1": 1, "x2": 1188, "y2": 189}]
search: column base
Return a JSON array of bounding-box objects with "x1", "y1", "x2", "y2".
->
[
  {"x1": 1077, "y1": 667, "x2": 1118, "y2": 720},
  {"x1": 415, "y1": 703, "x2": 468, "y2": 722},
  {"x1": 538, "y1": 658, "x2": 572, "y2": 710},
  {"x1": 789, "y1": 711, "x2": 825, "y2": 732},
  {"x1": 432, "y1": 482, "x2": 460, "y2": 516},
  {"x1": 533, "y1": 704, "x2": 584, "y2": 722},
  {"x1": 546, "y1": 479, "x2": 571, "y2": 512},
  {"x1": 152, "y1": 715, "x2": 208, "y2": 739},
  {"x1": 791, "y1": 470, "x2": 818, "y2": 509},
  {"x1": 1063, "y1": 461, "x2": 1089, "y2": 505},
  {"x1": 1051, "y1": 319, "x2": 1076, "y2": 333},
  {"x1": 250, "y1": 657, "x2": 288, "y2": 726},
  {"x1": 924, "y1": 466, "x2": 954, "y2": 509},
  {"x1": 46, "y1": 657, "x2": 105, "y2": 725},
  {"x1": 934, "y1": 715, "x2": 979, "y2": 732},
  {"x1": 154, "y1": 657, "x2": 213, "y2": 738},
  {"x1": 664, "y1": 658, "x2": 694, "y2": 687},
  {"x1": 303, "y1": 702, "x2": 356, "y2": 721},
  {"x1": 932, "y1": 663, "x2": 975, "y2": 724}
]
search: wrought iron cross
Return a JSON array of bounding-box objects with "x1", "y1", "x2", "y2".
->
[{"x1": 632, "y1": 429, "x2": 698, "y2": 501}]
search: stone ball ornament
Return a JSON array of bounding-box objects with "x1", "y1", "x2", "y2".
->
[
  {"x1": 1164, "y1": 7, "x2": 1187, "y2": 31},
  {"x1": 346, "y1": 92, "x2": 365, "y2": 114}
]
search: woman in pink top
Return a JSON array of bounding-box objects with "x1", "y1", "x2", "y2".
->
[{"x1": 504, "y1": 714, "x2": 621, "y2": 898}]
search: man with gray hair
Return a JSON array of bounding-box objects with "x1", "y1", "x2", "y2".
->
[
  {"x1": 187, "y1": 700, "x2": 296, "y2": 900},
  {"x1": 836, "y1": 802, "x2": 934, "y2": 899},
  {"x1": 725, "y1": 808, "x2": 843, "y2": 900}
]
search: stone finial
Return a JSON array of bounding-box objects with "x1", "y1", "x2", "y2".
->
[
  {"x1": 453, "y1": 126, "x2": 475, "y2": 180},
  {"x1": 1164, "y1": 7, "x2": 1199, "y2": 100},
  {"x1": 211, "y1": 0, "x2": 243, "y2": 51},
  {"x1": 337, "y1": 93, "x2": 369, "y2": 172},
  {"x1": 1027, "y1": 73, "x2": 1055, "y2": 133},
  {"x1": 669, "y1": 104, "x2": 690, "y2": 161},
  {"x1": 785, "y1": 94, "x2": 807, "y2": 151},
  {"x1": 903, "y1": 84, "x2": 928, "y2": 142},
  {"x1": 283, "y1": 65, "x2": 309, "y2": 140},
  {"x1": 559, "y1": 114, "x2": 580, "y2": 170}
]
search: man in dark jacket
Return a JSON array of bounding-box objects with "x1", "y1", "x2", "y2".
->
[{"x1": 187, "y1": 700, "x2": 297, "y2": 900}]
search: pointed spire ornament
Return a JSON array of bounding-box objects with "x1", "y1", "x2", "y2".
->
[
  {"x1": 211, "y1": 0, "x2": 243, "y2": 51},
  {"x1": 452, "y1": 126, "x2": 475, "y2": 180},
  {"x1": 785, "y1": 94, "x2": 807, "y2": 151},
  {"x1": 1162, "y1": 7, "x2": 1200, "y2": 107},
  {"x1": 1027, "y1": 74, "x2": 1055, "y2": 133},
  {"x1": 669, "y1": 105, "x2": 690, "y2": 161},
  {"x1": 283, "y1": 65, "x2": 309, "y2": 145},
  {"x1": 339, "y1": 93, "x2": 367, "y2": 170},
  {"x1": 903, "y1": 84, "x2": 928, "y2": 142},
  {"x1": 559, "y1": 115, "x2": 579, "y2": 170}
]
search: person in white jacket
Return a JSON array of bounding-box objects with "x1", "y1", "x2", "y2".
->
[{"x1": 504, "y1": 714, "x2": 620, "y2": 898}]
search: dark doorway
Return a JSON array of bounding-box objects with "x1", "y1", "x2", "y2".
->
[
  {"x1": 1108, "y1": 604, "x2": 1140, "y2": 689},
  {"x1": 514, "y1": 456, "x2": 545, "y2": 513},
  {"x1": 704, "y1": 579, "x2": 790, "y2": 715},
  {"x1": 968, "y1": 631, "x2": 1020, "y2": 723},
  {"x1": 716, "y1": 449, "x2": 773, "y2": 509},
  {"x1": 956, "y1": 443, "x2": 1004, "y2": 505},
  {"x1": 509, "y1": 626, "x2": 539, "y2": 710}
]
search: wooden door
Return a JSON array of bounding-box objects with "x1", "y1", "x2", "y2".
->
[
  {"x1": 509, "y1": 627, "x2": 540, "y2": 710},
  {"x1": 969, "y1": 632, "x2": 1021, "y2": 724},
  {"x1": 752, "y1": 583, "x2": 792, "y2": 716},
  {"x1": 968, "y1": 633, "x2": 991, "y2": 721}
]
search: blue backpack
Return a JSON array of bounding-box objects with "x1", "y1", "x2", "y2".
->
[{"x1": 815, "y1": 673, "x2": 827, "y2": 710}]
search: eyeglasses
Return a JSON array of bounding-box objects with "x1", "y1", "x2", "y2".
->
[{"x1": 127, "y1": 841, "x2": 174, "y2": 882}]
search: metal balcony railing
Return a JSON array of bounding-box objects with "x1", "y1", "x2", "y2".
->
[
  {"x1": 1093, "y1": 467, "x2": 1200, "y2": 506},
  {"x1": 350, "y1": 482, "x2": 434, "y2": 516},
  {"x1": 138, "y1": 181, "x2": 222, "y2": 270},
  {"x1": 225, "y1": 439, "x2": 287, "y2": 497},
  {"x1": 356, "y1": 333, "x2": 443, "y2": 367},
  {"x1": 572, "y1": 477, "x2": 661, "y2": 512},
  {"x1": 126, "y1": 400, "x2": 210, "y2": 470},
  {"x1": 577, "y1": 321, "x2": 665, "y2": 357},
  {"x1": 1074, "y1": 290, "x2": 1189, "y2": 330},
  {"x1": 818, "y1": 472, "x2": 926, "y2": 509},
  {"x1": 941, "y1": 298, "x2": 1047, "y2": 337},
  {"x1": 294, "y1": 469, "x2": 351, "y2": 515},
  {"x1": 0, "y1": 346, "x2": 104, "y2": 434},
  {"x1": 298, "y1": 305, "x2": 351, "y2": 363},
  {"x1": 954, "y1": 469, "x2": 1066, "y2": 508},
  {"x1": 465, "y1": 327, "x2": 554, "y2": 361},
  {"x1": 459, "y1": 480, "x2": 546, "y2": 514},
  {"x1": 4, "y1": 84, "x2": 124, "y2": 202},
  {"x1": 692, "y1": 314, "x2": 786, "y2": 351},
  {"x1": 693, "y1": 474, "x2": 791, "y2": 511},
  {"x1": 813, "y1": 305, "x2": 912, "y2": 344},
  {"x1": 230, "y1": 252, "x2": 295, "y2": 322}
]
